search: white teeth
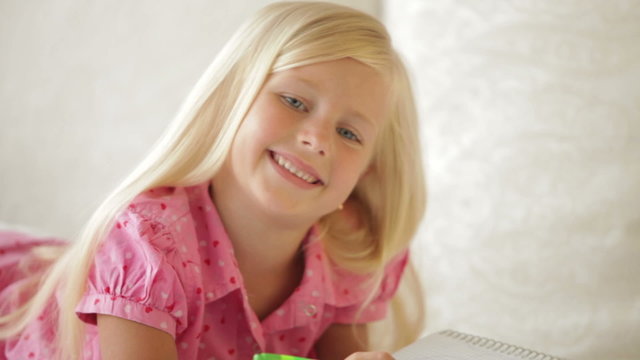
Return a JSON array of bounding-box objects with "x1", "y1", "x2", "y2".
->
[{"x1": 273, "y1": 153, "x2": 318, "y2": 184}]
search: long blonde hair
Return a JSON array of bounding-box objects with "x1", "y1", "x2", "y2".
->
[{"x1": 0, "y1": 1, "x2": 426, "y2": 357}]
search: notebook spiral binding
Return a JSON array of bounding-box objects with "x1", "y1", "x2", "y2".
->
[{"x1": 440, "y1": 330, "x2": 566, "y2": 360}]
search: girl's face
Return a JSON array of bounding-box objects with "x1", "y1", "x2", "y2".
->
[{"x1": 215, "y1": 58, "x2": 390, "y2": 224}]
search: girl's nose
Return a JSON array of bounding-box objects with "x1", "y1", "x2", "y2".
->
[{"x1": 297, "y1": 121, "x2": 331, "y2": 156}]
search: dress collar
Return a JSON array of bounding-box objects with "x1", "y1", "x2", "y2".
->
[{"x1": 188, "y1": 183, "x2": 330, "y2": 332}]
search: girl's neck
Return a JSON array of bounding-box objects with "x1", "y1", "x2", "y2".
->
[{"x1": 208, "y1": 182, "x2": 313, "y2": 275}]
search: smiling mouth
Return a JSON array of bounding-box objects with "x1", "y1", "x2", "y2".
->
[{"x1": 270, "y1": 152, "x2": 323, "y2": 185}]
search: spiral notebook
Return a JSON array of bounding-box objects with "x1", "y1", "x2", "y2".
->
[{"x1": 394, "y1": 330, "x2": 567, "y2": 360}]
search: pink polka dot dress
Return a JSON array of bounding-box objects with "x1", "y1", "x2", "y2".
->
[{"x1": 0, "y1": 183, "x2": 408, "y2": 359}]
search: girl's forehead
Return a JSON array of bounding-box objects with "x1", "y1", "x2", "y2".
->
[{"x1": 267, "y1": 59, "x2": 391, "y2": 102}]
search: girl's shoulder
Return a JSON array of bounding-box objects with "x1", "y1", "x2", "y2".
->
[
  {"x1": 126, "y1": 186, "x2": 191, "y2": 223},
  {"x1": 326, "y1": 249, "x2": 409, "y2": 301},
  {"x1": 77, "y1": 185, "x2": 205, "y2": 339},
  {"x1": 121, "y1": 184, "x2": 210, "y2": 233},
  {"x1": 78, "y1": 185, "x2": 212, "y2": 330},
  {"x1": 105, "y1": 184, "x2": 210, "y2": 257},
  {"x1": 311, "y1": 242, "x2": 410, "y2": 324}
]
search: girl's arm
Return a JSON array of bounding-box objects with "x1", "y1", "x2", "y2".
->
[
  {"x1": 97, "y1": 314, "x2": 178, "y2": 360},
  {"x1": 315, "y1": 323, "x2": 393, "y2": 360}
]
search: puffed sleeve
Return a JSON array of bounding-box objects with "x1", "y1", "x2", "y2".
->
[
  {"x1": 75, "y1": 205, "x2": 190, "y2": 339},
  {"x1": 329, "y1": 249, "x2": 409, "y2": 324}
]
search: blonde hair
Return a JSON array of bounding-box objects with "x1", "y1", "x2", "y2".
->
[{"x1": 0, "y1": 1, "x2": 426, "y2": 357}]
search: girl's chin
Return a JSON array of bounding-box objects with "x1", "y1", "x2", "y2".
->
[{"x1": 255, "y1": 197, "x2": 334, "y2": 223}]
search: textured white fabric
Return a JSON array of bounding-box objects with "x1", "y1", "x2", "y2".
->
[{"x1": 384, "y1": 1, "x2": 640, "y2": 359}]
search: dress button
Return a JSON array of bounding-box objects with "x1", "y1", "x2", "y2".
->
[{"x1": 303, "y1": 304, "x2": 317, "y2": 317}]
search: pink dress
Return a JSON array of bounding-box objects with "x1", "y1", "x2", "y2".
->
[{"x1": 0, "y1": 183, "x2": 408, "y2": 359}]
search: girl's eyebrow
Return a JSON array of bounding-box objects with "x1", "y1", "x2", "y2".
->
[
  {"x1": 348, "y1": 109, "x2": 377, "y2": 134},
  {"x1": 284, "y1": 75, "x2": 318, "y2": 93}
]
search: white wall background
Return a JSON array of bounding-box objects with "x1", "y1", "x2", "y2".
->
[
  {"x1": 384, "y1": 1, "x2": 640, "y2": 359},
  {"x1": 1, "y1": 1, "x2": 639, "y2": 359}
]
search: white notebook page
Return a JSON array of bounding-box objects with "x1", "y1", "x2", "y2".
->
[{"x1": 394, "y1": 331, "x2": 564, "y2": 360}]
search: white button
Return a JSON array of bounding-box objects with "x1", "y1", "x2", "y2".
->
[{"x1": 303, "y1": 304, "x2": 317, "y2": 317}]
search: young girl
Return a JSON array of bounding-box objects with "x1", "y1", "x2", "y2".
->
[{"x1": 0, "y1": 2, "x2": 426, "y2": 359}]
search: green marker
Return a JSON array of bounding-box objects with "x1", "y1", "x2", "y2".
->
[{"x1": 253, "y1": 353, "x2": 315, "y2": 360}]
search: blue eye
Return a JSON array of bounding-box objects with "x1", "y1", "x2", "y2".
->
[
  {"x1": 337, "y1": 127, "x2": 360, "y2": 142},
  {"x1": 282, "y1": 96, "x2": 307, "y2": 111}
]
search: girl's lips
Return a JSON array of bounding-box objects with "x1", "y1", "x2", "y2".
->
[{"x1": 269, "y1": 151, "x2": 325, "y2": 186}]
